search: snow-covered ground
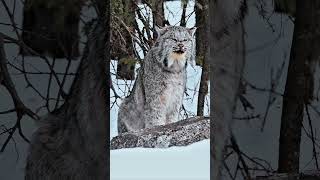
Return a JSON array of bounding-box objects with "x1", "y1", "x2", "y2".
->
[{"x1": 111, "y1": 140, "x2": 210, "y2": 180}]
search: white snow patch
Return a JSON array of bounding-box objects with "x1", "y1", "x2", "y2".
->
[{"x1": 110, "y1": 140, "x2": 210, "y2": 180}]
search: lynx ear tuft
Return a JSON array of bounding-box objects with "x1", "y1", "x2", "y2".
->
[
  {"x1": 155, "y1": 26, "x2": 168, "y2": 38},
  {"x1": 188, "y1": 27, "x2": 197, "y2": 37}
]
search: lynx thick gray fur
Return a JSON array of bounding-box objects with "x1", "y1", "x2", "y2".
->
[{"x1": 118, "y1": 26, "x2": 196, "y2": 134}]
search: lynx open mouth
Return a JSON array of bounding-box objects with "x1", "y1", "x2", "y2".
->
[{"x1": 173, "y1": 50, "x2": 185, "y2": 54}]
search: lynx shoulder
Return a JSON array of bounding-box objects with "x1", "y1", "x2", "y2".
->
[{"x1": 117, "y1": 26, "x2": 196, "y2": 134}]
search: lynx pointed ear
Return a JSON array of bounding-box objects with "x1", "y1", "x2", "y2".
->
[
  {"x1": 154, "y1": 26, "x2": 168, "y2": 38},
  {"x1": 188, "y1": 27, "x2": 197, "y2": 37}
]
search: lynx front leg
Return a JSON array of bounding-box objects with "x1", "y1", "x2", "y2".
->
[
  {"x1": 143, "y1": 104, "x2": 167, "y2": 128},
  {"x1": 166, "y1": 106, "x2": 180, "y2": 124}
]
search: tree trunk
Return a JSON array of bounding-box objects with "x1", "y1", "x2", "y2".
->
[
  {"x1": 148, "y1": 0, "x2": 165, "y2": 27},
  {"x1": 25, "y1": 9, "x2": 109, "y2": 180},
  {"x1": 113, "y1": 0, "x2": 136, "y2": 80},
  {"x1": 278, "y1": 0, "x2": 320, "y2": 174},
  {"x1": 210, "y1": 0, "x2": 247, "y2": 179},
  {"x1": 180, "y1": 0, "x2": 188, "y2": 27},
  {"x1": 195, "y1": 0, "x2": 209, "y2": 116}
]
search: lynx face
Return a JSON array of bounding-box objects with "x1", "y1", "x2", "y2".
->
[{"x1": 154, "y1": 26, "x2": 196, "y2": 72}]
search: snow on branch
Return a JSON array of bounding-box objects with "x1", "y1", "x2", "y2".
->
[{"x1": 110, "y1": 116, "x2": 210, "y2": 150}]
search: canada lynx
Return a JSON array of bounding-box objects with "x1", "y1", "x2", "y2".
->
[{"x1": 117, "y1": 26, "x2": 196, "y2": 134}]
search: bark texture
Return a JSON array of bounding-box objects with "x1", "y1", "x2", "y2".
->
[
  {"x1": 195, "y1": 0, "x2": 209, "y2": 116},
  {"x1": 113, "y1": 0, "x2": 136, "y2": 80},
  {"x1": 111, "y1": 116, "x2": 209, "y2": 150},
  {"x1": 149, "y1": 0, "x2": 165, "y2": 27},
  {"x1": 278, "y1": 0, "x2": 320, "y2": 174}
]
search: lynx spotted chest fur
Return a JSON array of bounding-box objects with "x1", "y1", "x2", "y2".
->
[{"x1": 118, "y1": 26, "x2": 196, "y2": 133}]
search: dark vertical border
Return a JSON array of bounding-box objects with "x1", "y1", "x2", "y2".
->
[
  {"x1": 105, "y1": 0, "x2": 111, "y2": 179},
  {"x1": 106, "y1": 0, "x2": 111, "y2": 179},
  {"x1": 209, "y1": 0, "x2": 214, "y2": 179}
]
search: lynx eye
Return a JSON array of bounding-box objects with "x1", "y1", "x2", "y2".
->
[{"x1": 170, "y1": 38, "x2": 178, "y2": 42}]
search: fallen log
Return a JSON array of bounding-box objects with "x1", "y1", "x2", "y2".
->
[{"x1": 110, "y1": 116, "x2": 210, "y2": 150}]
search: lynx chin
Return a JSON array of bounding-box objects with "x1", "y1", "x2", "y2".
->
[{"x1": 117, "y1": 26, "x2": 196, "y2": 134}]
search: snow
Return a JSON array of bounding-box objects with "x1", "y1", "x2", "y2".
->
[{"x1": 110, "y1": 140, "x2": 210, "y2": 180}]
